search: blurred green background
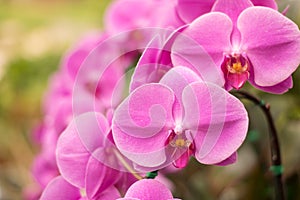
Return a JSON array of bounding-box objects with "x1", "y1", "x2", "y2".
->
[{"x1": 0, "y1": 0, "x2": 299, "y2": 199}]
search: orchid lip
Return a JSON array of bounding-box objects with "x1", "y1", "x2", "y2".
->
[
  {"x1": 165, "y1": 128, "x2": 192, "y2": 148},
  {"x1": 222, "y1": 53, "x2": 250, "y2": 89},
  {"x1": 165, "y1": 129, "x2": 195, "y2": 168}
]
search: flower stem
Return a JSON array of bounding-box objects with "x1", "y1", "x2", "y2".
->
[
  {"x1": 112, "y1": 148, "x2": 143, "y2": 180},
  {"x1": 234, "y1": 90, "x2": 285, "y2": 200}
]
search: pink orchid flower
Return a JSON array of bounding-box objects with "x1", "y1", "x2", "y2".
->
[
  {"x1": 56, "y1": 112, "x2": 122, "y2": 199},
  {"x1": 118, "y1": 179, "x2": 180, "y2": 200},
  {"x1": 172, "y1": 0, "x2": 300, "y2": 93},
  {"x1": 66, "y1": 33, "x2": 128, "y2": 115},
  {"x1": 62, "y1": 33, "x2": 107, "y2": 81},
  {"x1": 113, "y1": 66, "x2": 248, "y2": 170},
  {"x1": 56, "y1": 111, "x2": 144, "y2": 199},
  {"x1": 176, "y1": 0, "x2": 278, "y2": 23}
]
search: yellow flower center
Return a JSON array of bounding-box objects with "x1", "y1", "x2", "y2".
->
[
  {"x1": 227, "y1": 55, "x2": 248, "y2": 74},
  {"x1": 175, "y1": 138, "x2": 186, "y2": 147}
]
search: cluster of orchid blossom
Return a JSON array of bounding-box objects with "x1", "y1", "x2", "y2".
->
[{"x1": 26, "y1": 0, "x2": 300, "y2": 199}]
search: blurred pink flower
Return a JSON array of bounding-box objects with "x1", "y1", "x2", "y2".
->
[
  {"x1": 105, "y1": 0, "x2": 182, "y2": 34},
  {"x1": 30, "y1": 32, "x2": 130, "y2": 199}
]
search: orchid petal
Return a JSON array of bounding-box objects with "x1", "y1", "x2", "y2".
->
[
  {"x1": 129, "y1": 35, "x2": 168, "y2": 92},
  {"x1": 212, "y1": 0, "x2": 253, "y2": 25},
  {"x1": 180, "y1": 12, "x2": 233, "y2": 61},
  {"x1": 40, "y1": 176, "x2": 81, "y2": 200},
  {"x1": 160, "y1": 66, "x2": 202, "y2": 98},
  {"x1": 97, "y1": 186, "x2": 121, "y2": 200},
  {"x1": 215, "y1": 152, "x2": 237, "y2": 166},
  {"x1": 112, "y1": 84, "x2": 175, "y2": 168},
  {"x1": 56, "y1": 122, "x2": 90, "y2": 188},
  {"x1": 123, "y1": 179, "x2": 174, "y2": 200},
  {"x1": 249, "y1": 75, "x2": 293, "y2": 94},
  {"x1": 238, "y1": 7, "x2": 300, "y2": 86},
  {"x1": 63, "y1": 34, "x2": 104, "y2": 81},
  {"x1": 85, "y1": 148, "x2": 121, "y2": 200},
  {"x1": 212, "y1": 0, "x2": 253, "y2": 45},
  {"x1": 251, "y1": 0, "x2": 278, "y2": 10},
  {"x1": 176, "y1": 0, "x2": 215, "y2": 23},
  {"x1": 172, "y1": 148, "x2": 192, "y2": 168},
  {"x1": 114, "y1": 83, "x2": 174, "y2": 139},
  {"x1": 130, "y1": 26, "x2": 187, "y2": 92},
  {"x1": 173, "y1": 12, "x2": 232, "y2": 75},
  {"x1": 56, "y1": 112, "x2": 109, "y2": 188},
  {"x1": 151, "y1": 0, "x2": 183, "y2": 29},
  {"x1": 182, "y1": 82, "x2": 248, "y2": 164},
  {"x1": 114, "y1": 173, "x2": 137, "y2": 195},
  {"x1": 159, "y1": 66, "x2": 202, "y2": 121},
  {"x1": 226, "y1": 71, "x2": 249, "y2": 89}
]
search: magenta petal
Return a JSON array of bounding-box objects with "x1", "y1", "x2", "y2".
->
[
  {"x1": 172, "y1": 149, "x2": 191, "y2": 168},
  {"x1": 56, "y1": 121, "x2": 90, "y2": 188},
  {"x1": 130, "y1": 35, "x2": 170, "y2": 92},
  {"x1": 124, "y1": 179, "x2": 174, "y2": 200},
  {"x1": 176, "y1": 0, "x2": 215, "y2": 23},
  {"x1": 215, "y1": 152, "x2": 237, "y2": 166},
  {"x1": 130, "y1": 26, "x2": 186, "y2": 92},
  {"x1": 114, "y1": 84, "x2": 174, "y2": 138},
  {"x1": 114, "y1": 173, "x2": 137, "y2": 195},
  {"x1": 112, "y1": 84, "x2": 175, "y2": 168},
  {"x1": 212, "y1": 0, "x2": 253, "y2": 24},
  {"x1": 182, "y1": 82, "x2": 248, "y2": 164},
  {"x1": 174, "y1": 12, "x2": 232, "y2": 68},
  {"x1": 238, "y1": 7, "x2": 300, "y2": 86},
  {"x1": 72, "y1": 87, "x2": 100, "y2": 115},
  {"x1": 56, "y1": 112, "x2": 109, "y2": 188},
  {"x1": 249, "y1": 75, "x2": 293, "y2": 94},
  {"x1": 226, "y1": 71, "x2": 249, "y2": 89},
  {"x1": 151, "y1": 1, "x2": 183, "y2": 29},
  {"x1": 251, "y1": 0, "x2": 278, "y2": 10},
  {"x1": 63, "y1": 33, "x2": 104, "y2": 81},
  {"x1": 85, "y1": 148, "x2": 121, "y2": 200},
  {"x1": 97, "y1": 186, "x2": 121, "y2": 200},
  {"x1": 160, "y1": 66, "x2": 202, "y2": 98},
  {"x1": 40, "y1": 176, "x2": 81, "y2": 200},
  {"x1": 160, "y1": 66, "x2": 202, "y2": 121},
  {"x1": 212, "y1": 0, "x2": 253, "y2": 45},
  {"x1": 104, "y1": 0, "x2": 154, "y2": 34}
]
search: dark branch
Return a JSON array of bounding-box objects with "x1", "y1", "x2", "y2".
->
[{"x1": 234, "y1": 90, "x2": 285, "y2": 200}]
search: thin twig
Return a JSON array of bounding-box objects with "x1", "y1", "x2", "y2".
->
[
  {"x1": 234, "y1": 90, "x2": 285, "y2": 200},
  {"x1": 112, "y1": 148, "x2": 143, "y2": 180}
]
